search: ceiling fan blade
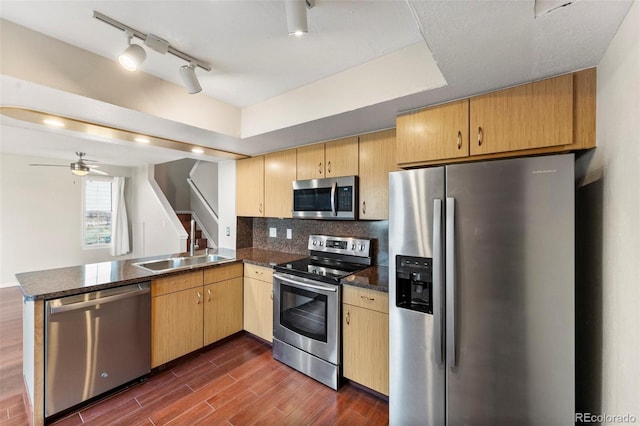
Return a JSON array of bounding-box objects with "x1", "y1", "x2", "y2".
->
[
  {"x1": 29, "y1": 164, "x2": 67, "y2": 167},
  {"x1": 89, "y1": 169, "x2": 109, "y2": 176}
]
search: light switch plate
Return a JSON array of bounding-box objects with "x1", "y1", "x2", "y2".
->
[
  {"x1": 269, "y1": 227, "x2": 277, "y2": 238},
  {"x1": 225, "y1": 226, "x2": 230, "y2": 237},
  {"x1": 286, "y1": 229, "x2": 292, "y2": 239}
]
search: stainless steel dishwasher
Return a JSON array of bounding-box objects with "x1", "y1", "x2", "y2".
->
[{"x1": 45, "y1": 282, "x2": 151, "y2": 417}]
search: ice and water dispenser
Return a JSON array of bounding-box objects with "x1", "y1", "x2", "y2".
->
[{"x1": 395, "y1": 255, "x2": 433, "y2": 314}]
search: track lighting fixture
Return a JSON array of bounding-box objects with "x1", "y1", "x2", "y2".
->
[
  {"x1": 179, "y1": 63, "x2": 202, "y2": 94},
  {"x1": 94, "y1": 11, "x2": 211, "y2": 94},
  {"x1": 118, "y1": 31, "x2": 146, "y2": 71},
  {"x1": 286, "y1": 0, "x2": 315, "y2": 36}
]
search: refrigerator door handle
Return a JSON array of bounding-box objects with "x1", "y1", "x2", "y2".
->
[
  {"x1": 446, "y1": 197, "x2": 457, "y2": 368},
  {"x1": 433, "y1": 199, "x2": 444, "y2": 366}
]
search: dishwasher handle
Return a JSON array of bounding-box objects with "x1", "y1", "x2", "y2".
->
[{"x1": 49, "y1": 286, "x2": 150, "y2": 315}]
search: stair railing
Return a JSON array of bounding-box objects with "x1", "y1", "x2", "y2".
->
[{"x1": 187, "y1": 177, "x2": 219, "y2": 249}]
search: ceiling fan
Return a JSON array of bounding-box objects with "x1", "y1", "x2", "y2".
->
[{"x1": 29, "y1": 152, "x2": 109, "y2": 176}]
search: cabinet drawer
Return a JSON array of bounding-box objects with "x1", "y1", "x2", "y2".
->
[
  {"x1": 152, "y1": 271, "x2": 204, "y2": 297},
  {"x1": 203, "y1": 262, "x2": 243, "y2": 284},
  {"x1": 243, "y1": 264, "x2": 273, "y2": 283},
  {"x1": 342, "y1": 286, "x2": 389, "y2": 314}
]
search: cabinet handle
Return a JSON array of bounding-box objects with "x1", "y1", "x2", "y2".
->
[
  {"x1": 361, "y1": 295, "x2": 375, "y2": 302},
  {"x1": 327, "y1": 161, "x2": 331, "y2": 173},
  {"x1": 362, "y1": 201, "x2": 366, "y2": 215},
  {"x1": 477, "y1": 127, "x2": 483, "y2": 146},
  {"x1": 457, "y1": 131, "x2": 462, "y2": 150},
  {"x1": 259, "y1": 203, "x2": 263, "y2": 213},
  {"x1": 319, "y1": 162, "x2": 323, "y2": 175},
  {"x1": 270, "y1": 291, "x2": 273, "y2": 300},
  {"x1": 207, "y1": 289, "x2": 211, "y2": 302},
  {"x1": 346, "y1": 310, "x2": 350, "y2": 325},
  {"x1": 196, "y1": 291, "x2": 201, "y2": 304}
]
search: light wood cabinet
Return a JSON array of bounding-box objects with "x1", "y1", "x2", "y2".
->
[
  {"x1": 469, "y1": 73, "x2": 573, "y2": 155},
  {"x1": 236, "y1": 155, "x2": 264, "y2": 217},
  {"x1": 243, "y1": 264, "x2": 273, "y2": 342},
  {"x1": 264, "y1": 149, "x2": 297, "y2": 218},
  {"x1": 396, "y1": 69, "x2": 596, "y2": 167},
  {"x1": 203, "y1": 263, "x2": 243, "y2": 346},
  {"x1": 151, "y1": 272, "x2": 204, "y2": 367},
  {"x1": 296, "y1": 137, "x2": 359, "y2": 180},
  {"x1": 342, "y1": 285, "x2": 389, "y2": 396},
  {"x1": 358, "y1": 129, "x2": 398, "y2": 220},
  {"x1": 397, "y1": 99, "x2": 469, "y2": 164}
]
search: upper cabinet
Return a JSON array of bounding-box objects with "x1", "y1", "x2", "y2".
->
[
  {"x1": 264, "y1": 149, "x2": 297, "y2": 218},
  {"x1": 236, "y1": 155, "x2": 264, "y2": 217},
  {"x1": 296, "y1": 136, "x2": 359, "y2": 180},
  {"x1": 397, "y1": 99, "x2": 469, "y2": 164},
  {"x1": 469, "y1": 73, "x2": 573, "y2": 155},
  {"x1": 396, "y1": 69, "x2": 596, "y2": 167},
  {"x1": 359, "y1": 129, "x2": 398, "y2": 220}
]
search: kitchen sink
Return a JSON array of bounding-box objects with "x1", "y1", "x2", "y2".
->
[{"x1": 133, "y1": 254, "x2": 231, "y2": 273}]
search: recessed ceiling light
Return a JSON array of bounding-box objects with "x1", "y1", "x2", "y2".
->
[
  {"x1": 43, "y1": 118, "x2": 65, "y2": 127},
  {"x1": 191, "y1": 147, "x2": 204, "y2": 154},
  {"x1": 135, "y1": 137, "x2": 150, "y2": 143}
]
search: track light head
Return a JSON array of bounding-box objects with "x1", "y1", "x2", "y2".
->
[
  {"x1": 286, "y1": 0, "x2": 314, "y2": 36},
  {"x1": 180, "y1": 64, "x2": 202, "y2": 94},
  {"x1": 119, "y1": 43, "x2": 146, "y2": 71}
]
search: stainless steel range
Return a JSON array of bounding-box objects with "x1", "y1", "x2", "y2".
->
[{"x1": 272, "y1": 235, "x2": 372, "y2": 389}]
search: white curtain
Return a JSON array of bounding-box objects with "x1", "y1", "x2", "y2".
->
[{"x1": 111, "y1": 176, "x2": 130, "y2": 256}]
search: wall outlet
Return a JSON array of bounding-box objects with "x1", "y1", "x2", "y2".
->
[
  {"x1": 269, "y1": 227, "x2": 277, "y2": 238},
  {"x1": 286, "y1": 229, "x2": 292, "y2": 239},
  {"x1": 225, "y1": 226, "x2": 230, "y2": 237}
]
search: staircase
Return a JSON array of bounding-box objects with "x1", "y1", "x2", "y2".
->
[{"x1": 177, "y1": 213, "x2": 208, "y2": 252}]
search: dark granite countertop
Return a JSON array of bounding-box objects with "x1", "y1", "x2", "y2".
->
[
  {"x1": 16, "y1": 248, "x2": 307, "y2": 301},
  {"x1": 16, "y1": 247, "x2": 386, "y2": 301},
  {"x1": 341, "y1": 265, "x2": 389, "y2": 293}
]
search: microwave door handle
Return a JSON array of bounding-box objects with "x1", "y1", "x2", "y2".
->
[{"x1": 331, "y1": 181, "x2": 337, "y2": 216}]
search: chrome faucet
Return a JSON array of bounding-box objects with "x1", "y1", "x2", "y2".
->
[{"x1": 189, "y1": 219, "x2": 196, "y2": 256}]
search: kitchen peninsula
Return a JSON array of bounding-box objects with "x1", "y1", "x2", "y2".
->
[{"x1": 17, "y1": 248, "x2": 388, "y2": 425}]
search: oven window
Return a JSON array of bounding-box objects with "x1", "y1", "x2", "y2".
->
[{"x1": 280, "y1": 283, "x2": 328, "y2": 342}]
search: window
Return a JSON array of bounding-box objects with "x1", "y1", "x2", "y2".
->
[{"x1": 83, "y1": 178, "x2": 113, "y2": 247}]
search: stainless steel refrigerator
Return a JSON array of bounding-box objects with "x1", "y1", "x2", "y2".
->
[{"x1": 389, "y1": 154, "x2": 575, "y2": 425}]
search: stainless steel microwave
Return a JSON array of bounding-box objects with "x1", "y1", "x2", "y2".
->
[{"x1": 292, "y1": 176, "x2": 358, "y2": 220}]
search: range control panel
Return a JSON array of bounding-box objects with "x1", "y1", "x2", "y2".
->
[{"x1": 308, "y1": 235, "x2": 372, "y2": 259}]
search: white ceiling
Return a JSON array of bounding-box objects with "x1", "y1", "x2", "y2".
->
[{"x1": 0, "y1": 0, "x2": 634, "y2": 167}]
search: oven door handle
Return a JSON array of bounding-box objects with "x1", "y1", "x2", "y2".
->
[{"x1": 273, "y1": 273, "x2": 338, "y2": 293}]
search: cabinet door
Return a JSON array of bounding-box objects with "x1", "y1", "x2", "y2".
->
[
  {"x1": 264, "y1": 149, "x2": 297, "y2": 218},
  {"x1": 397, "y1": 99, "x2": 469, "y2": 165},
  {"x1": 296, "y1": 144, "x2": 325, "y2": 180},
  {"x1": 204, "y1": 277, "x2": 243, "y2": 345},
  {"x1": 243, "y1": 276, "x2": 273, "y2": 342},
  {"x1": 343, "y1": 304, "x2": 389, "y2": 395},
  {"x1": 152, "y1": 287, "x2": 203, "y2": 367},
  {"x1": 325, "y1": 137, "x2": 359, "y2": 177},
  {"x1": 358, "y1": 129, "x2": 398, "y2": 220},
  {"x1": 236, "y1": 156, "x2": 264, "y2": 217},
  {"x1": 470, "y1": 74, "x2": 573, "y2": 155}
]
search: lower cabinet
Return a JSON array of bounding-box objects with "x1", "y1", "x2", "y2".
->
[
  {"x1": 243, "y1": 264, "x2": 273, "y2": 342},
  {"x1": 204, "y1": 264, "x2": 244, "y2": 346},
  {"x1": 342, "y1": 286, "x2": 389, "y2": 396},
  {"x1": 151, "y1": 271, "x2": 204, "y2": 368},
  {"x1": 151, "y1": 263, "x2": 243, "y2": 368}
]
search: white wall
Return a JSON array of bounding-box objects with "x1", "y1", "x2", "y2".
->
[
  {"x1": 587, "y1": 1, "x2": 639, "y2": 418},
  {"x1": 0, "y1": 153, "x2": 134, "y2": 285},
  {"x1": 190, "y1": 160, "x2": 219, "y2": 214},
  {"x1": 0, "y1": 154, "x2": 187, "y2": 286},
  {"x1": 217, "y1": 160, "x2": 236, "y2": 250}
]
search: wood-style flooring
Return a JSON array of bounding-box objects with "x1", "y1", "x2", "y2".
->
[{"x1": 0, "y1": 287, "x2": 389, "y2": 425}]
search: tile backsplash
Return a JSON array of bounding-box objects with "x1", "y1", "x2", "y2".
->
[{"x1": 237, "y1": 217, "x2": 389, "y2": 266}]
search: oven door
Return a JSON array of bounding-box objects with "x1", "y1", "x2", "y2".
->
[{"x1": 273, "y1": 272, "x2": 340, "y2": 364}]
